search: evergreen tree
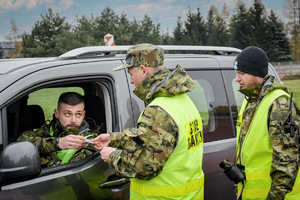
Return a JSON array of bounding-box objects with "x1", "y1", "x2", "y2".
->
[
  {"x1": 172, "y1": 16, "x2": 184, "y2": 45},
  {"x1": 73, "y1": 14, "x2": 98, "y2": 47},
  {"x1": 206, "y1": 5, "x2": 230, "y2": 46},
  {"x1": 137, "y1": 15, "x2": 161, "y2": 44},
  {"x1": 161, "y1": 29, "x2": 172, "y2": 45},
  {"x1": 214, "y1": 12, "x2": 230, "y2": 46},
  {"x1": 54, "y1": 31, "x2": 82, "y2": 53},
  {"x1": 129, "y1": 18, "x2": 140, "y2": 45},
  {"x1": 21, "y1": 8, "x2": 71, "y2": 57},
  {"x1": 283, "y1": 0, "x2": 300, "y2": 60},
  {"x1": 248, "y1": 0, "x2": 269, "y2": 47},
  {"x1": 221, "y1": 3, "x2": 230, "y2": 24},
  {"x1": 229, "y1": 0, "x2": 252, "y2": 49},
  {"x1": 206, "y1": 6, "x2": 216, "y2": 46},
  {"x1": 184, "y1": 7, "x2": 207, "y2": 45},
  {"x1": 0, "y1": 44, "x2": 4, "y2": 59},
  {"x1": 93, "y1": 7, "x2": 119, "y2": 45},
  {"x1": 268, "y1": 10, "x2": 292, "y2": 61},
  {"x1": 114, "y1": 13, "x2": 133, "y2": 45}
]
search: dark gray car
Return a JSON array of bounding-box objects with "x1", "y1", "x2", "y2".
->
[{"x1": 0, "y1": 46, "x2": 279, "y2": 200}]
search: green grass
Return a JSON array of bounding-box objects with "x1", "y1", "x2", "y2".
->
[
  {"x1": 282, "y1": 79, "x2": 300, "y2": 104},
  {"x1": 28, "y1": 87, "x2": 84, "y2": 121}
]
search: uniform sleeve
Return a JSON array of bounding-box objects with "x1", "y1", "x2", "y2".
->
[
  {"x1": 267, "y1": 96, "x2": 300, "y2": 199},
  {"x1": 17, "y1": 128, "x2": 60, "y2": 154},
  {"x1": 108, "y1": 105, "x2": 178, "y2": 180}
]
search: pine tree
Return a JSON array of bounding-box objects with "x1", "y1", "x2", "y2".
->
[
  {"x1": 214, "y1": 12, "x2": 230, "y2": 46},
  {"x1": 93, "y1": 7, "x2": 119, "y2": 45},
  {"x1": 248, "y1": 0, "x2": 269, "y2": 47},
  {"x1": 73, "y1": 14, "x2": 98, "y2": 47},
  {"x1": 268, "y1": 10, "x2": 292, "y2": 61},
  {"x1": 21, "y1": 8, "x2": 71, "y2": 57},
  {"x1": 172, "y1": 16, "x2": 184, "y2": 45},
  {"x1": 229, "y1": 0, "x2": 252, "y2": 49},
  {"x1": 206, "y1": 6, "x2": 216, "y2": 46},
  {"x1": 137, "y1": 15, "x2": 161, "y2": 44},
  {"x1": 114, "y1": 13, "x2": 133, "y2": 45},
  {"x1": 161, "y1": 29, "x2": 172, "y2": 45},
  {"x1": 184, "y1": 7, "x2": 207, "y2": 46},
  {"x1": 283, "y1": 0, "x2": 300, "y2": 60}
]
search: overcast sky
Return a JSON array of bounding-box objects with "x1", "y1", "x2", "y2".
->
[{"x1": 0, "y1": 0, "x2": 288, "y2": 42}]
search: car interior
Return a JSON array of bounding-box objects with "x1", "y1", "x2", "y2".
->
[{"x1": 5, "y1": 80, "x2": 112, "y2": 169}]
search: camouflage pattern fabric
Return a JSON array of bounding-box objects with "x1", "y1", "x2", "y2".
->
[
  {"x1": 17, "y1": 117, "x2": 100, "y2": 168},
  {"x1": 238, "y1": 75, "x2": 300, "y2": 199},
  {"x1": 108, "y1": 65, "x2": 196, "y2": 179},
  {"x1": 113, "y1": 43, "x2": 164, "y2": 71}
]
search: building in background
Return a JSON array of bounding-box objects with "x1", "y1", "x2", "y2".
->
[{"x1": 0, "y1": 42, "x2": 15, "y2": 59}]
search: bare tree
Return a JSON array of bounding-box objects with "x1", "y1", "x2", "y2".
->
[
  {"x1": 283, "y1": 0, "x2": 300, "y2": 59},
  {"x1": 5, "y1": 19, "x2": 22, "y2": 58}
]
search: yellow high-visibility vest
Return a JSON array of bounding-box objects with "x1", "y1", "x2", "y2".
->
[
  {"x1": 236, "y1": 89, "x2": 300, "y2": 200},
  {"x1": 130, "y1": 94, "x2": 204, "y2": 200}
]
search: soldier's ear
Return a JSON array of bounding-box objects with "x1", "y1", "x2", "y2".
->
[
  {"x1": 140, "y1": 65, "x2": 149, "y2": 77},
  {"x1": 54, "y1": 109, "x2": 59, "y2": 119}
]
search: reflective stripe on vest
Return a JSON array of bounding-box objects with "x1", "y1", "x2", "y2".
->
[
  {"x1": 50, "y1": 125, "x2": 93, "y2": 164},
  {"x1": 130, "y1": 94, "x2": 204, "y2": 200},
  {"x1": 236, "y1": 89, "x2": 300, "y2": 199}
]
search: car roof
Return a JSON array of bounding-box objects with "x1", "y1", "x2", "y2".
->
[
  {"x1": 0, "y1": 45, "x2": 241, "y2": 75},
  {"x1": 0, "y1": 58, "x2": 55, "y2": 74}
]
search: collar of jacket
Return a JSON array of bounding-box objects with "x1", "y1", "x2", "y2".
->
[
  {"x1": 239, "y1": 75, "x2": 290, "y2": 100},
  {"x1": 133, "y1": 64, "x2": 196, "y2": 105}
]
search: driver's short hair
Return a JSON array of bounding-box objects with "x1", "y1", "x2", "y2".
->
[{"x1": 58, "y1": 92, "x2": 84, "y2": 109}]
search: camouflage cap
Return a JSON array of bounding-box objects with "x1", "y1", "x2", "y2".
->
[{"x1": 113, "y1": 43, "x2": 164, "y2": 71}]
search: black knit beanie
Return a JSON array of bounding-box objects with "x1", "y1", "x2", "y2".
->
[{"x1": 233, "y1": 46, "x2": 268, "y2": 78}]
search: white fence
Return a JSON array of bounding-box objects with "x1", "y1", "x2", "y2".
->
[{"x1": 271, "y1": 61, "x2": 300, "y2": 79}]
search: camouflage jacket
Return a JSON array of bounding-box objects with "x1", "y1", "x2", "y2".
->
[
  {"x1": 17, "y1": 117, "x2": 100, "y2": 168},
  {"x1": 238, "y1": 75, "x2": 300, "y2": 199},
  {"x1": 108, "y1": 65, "x2": 196, "y2": 179}
]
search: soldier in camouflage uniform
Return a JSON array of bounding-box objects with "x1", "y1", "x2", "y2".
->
[
  {"x1": 234, "y1": 46, "x2": 300, "y2": 199},
  {"x1": 17, "y1": 92, "x2": 100, "y2": 168},
  {"x1": 92, "y1": 43, "x2": 204, "y2": 199}
]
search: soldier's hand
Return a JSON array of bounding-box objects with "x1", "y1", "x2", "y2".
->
[
  {"x1": 58, "y1": 135, "x2": 85, "y2": 150},
  {"x1": 100, "y1": 147, "x2": 116, "y2": 163},
  {"x1": 91, "y1": 133, "x2": 111, "y2": 150}
]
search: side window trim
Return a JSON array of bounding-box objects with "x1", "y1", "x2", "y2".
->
[
  {"x1": 1, "y1": 106, "x2": 7, "y2": 148},
  {"x1": 220, "y1": 70, "x2": 236, "y2": 137},
  {"x1": 99, "y1": 82, "x2": 112, "y2": 133}
]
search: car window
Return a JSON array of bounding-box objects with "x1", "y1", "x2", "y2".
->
[
  {"x1": 28, "y1": 87, "x2": 84, "y2": 121},
  {"x1": 5, "y1": 80, "x2": 112, "y2": 146},
  {"x1": 223, "y1": 70, "x2": 244, "y2": 136},
  {"x1": 186, "y1": 70, "x2": 234, "y2": 142},
  {"x1": 186, "y1": 81, "x2": 209, "y2": 126}
]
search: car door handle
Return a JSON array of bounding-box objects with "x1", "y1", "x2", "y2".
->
[{"x1": 99, "y1": 177, "x2": 130, "y2": 189}]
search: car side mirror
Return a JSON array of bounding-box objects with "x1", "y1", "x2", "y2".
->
[{"x1": 0, "y1": 141, "x2": 41, "y2": 186}]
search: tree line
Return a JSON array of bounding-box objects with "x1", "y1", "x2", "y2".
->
[{"x1": 0, "y1": 0, "x2": 294, "y2": 62}]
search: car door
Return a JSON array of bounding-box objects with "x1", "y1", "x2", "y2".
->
[{"x1": 0, "y1": 59, "x2": 131, "y2": 200}]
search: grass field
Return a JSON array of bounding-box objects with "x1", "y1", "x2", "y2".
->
[{"x1": 282, "y1": 79, "x2": 300, "y2": 103}]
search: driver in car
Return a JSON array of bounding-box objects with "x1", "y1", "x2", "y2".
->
[{"x1": 17, "y1": 92, "x2": 100, "y2": 168}]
